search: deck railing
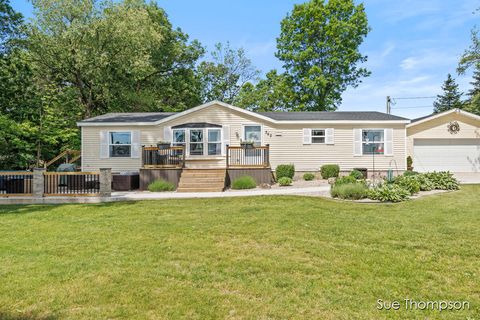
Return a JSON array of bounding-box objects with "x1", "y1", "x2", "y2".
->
[
  {"x1": 0, "y1": 172, "x2": 33, "y2": 196},
  {"x1": 226, "y1": 144, "x2": 270, "y2": 168},
  {"x1": 43, "y1": 172, "x2": 100, "y2": 196},
  {"x1": 142, "y1": 146, "x2": 186, "y2": 168}
]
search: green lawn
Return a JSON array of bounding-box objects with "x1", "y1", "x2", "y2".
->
[{"x1": 1, "y1": 186, "x2": 479, "y2": 319}]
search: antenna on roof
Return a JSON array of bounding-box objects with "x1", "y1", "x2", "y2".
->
[{"x1": 386, "y1": 96, "x2": 391, "y2": 114}]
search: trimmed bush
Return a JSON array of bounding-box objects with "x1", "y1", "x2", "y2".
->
[
  {"x1": 320, "y1": 164, "x2": 340, "y2": 179},
  {"x1": 367, "y1": 184, "x2": 410, "y2": 202},
  {"x1": 303, "y1": 173, "x2": 315, "y2": 181},
  {"x1": 349, "y1": 169, "x2": 364, "y2": 180},
  {"x1": 276, "y1": 164, "x2": 295, "y2": 179},
  {"x1": 393, "y1": 175, "x2": 420, "y2": 195},
  {"x1": 278, "y1": 177, "x2": 293, "y2": 186},
  {"x1": 334, "y1": 175, "x2": 357, "y2": 186},
  {"x1": 331, "y1": 183, "x2": 367, "y2": 200},
  {"x1": 232, "y1": 176, "x2": 257, "y2": 190},
  {"x1": 147, "y1": 179, "x2": 175, "y2": 192},
  {"x1": 424, "y1": 171, "x2": 459, "y2": 190}
]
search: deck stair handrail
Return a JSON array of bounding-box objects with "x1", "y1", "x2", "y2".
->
[{"x1": 44, "y1": 149, "x2": 81, "y2": 169}]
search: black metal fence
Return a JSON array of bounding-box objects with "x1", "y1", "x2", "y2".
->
[
  {"x1": 0, "y1": 172, "x2": 33, "y2": 196},
  {"x1": 142, "y1": 146, "x2": 185, "y2": 168},
  {"x1": 226, "y1": 145, "x2": 270, "y2": 168},
  {"x1": 43, "y1": 172, "x2": 100, "y2": 196}
]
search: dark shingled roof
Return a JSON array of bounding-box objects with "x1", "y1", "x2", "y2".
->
[
  {"x1": 79, "y1": 110, "x2": 409, "y2": 124},
  {"x1": 257, "y1": 111, "x2": 409, "y2": 121},
  {"x1": 411, "y1": 114, "x2": 434, "y2": 123},
  {"x1": 79, "y1": 112, "x2": 176, "y2": 123}
]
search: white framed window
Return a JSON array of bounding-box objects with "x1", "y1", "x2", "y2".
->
[
  {"x1": 109, "y1": 132, "x2": 131, "y2": 157},
  {"x1": 243, "y1": 125, "x2": 262, "y2": 146},
  {"x1": 189, "y1": 129, "x2": 204, "y2": 155},
  {"x1": 311, "y1": 129, "x2": 326, "y2": 144},
  {"x1": 208, "y1": 129, "x2": 221, "y2": 155},
  {"x1": 362, "y1": 129, "x2": 384, "y2": 155},
  {"x1": 172, "y1": 129, "x2": 186, "y2": 147}
]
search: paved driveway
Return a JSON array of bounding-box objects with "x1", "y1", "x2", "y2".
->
[{"x1": 453, "y1": 172, "x2": 480, "y2": 184}]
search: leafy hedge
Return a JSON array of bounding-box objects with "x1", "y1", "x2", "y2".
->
[
  {"x1": 367, "y1": 184, "x2": 410, "y2": 202},
  {"x1": 232, "y1": 176, "x2": 257, "y2": 189},
  {"x1": 276, "y1": 164, "x2": 295, "y2": 179},
  {"x1": 320, "y1": 164, "x2": 340, "y2": 179},
  {"x1": 147, "y1": 179, "x2": 175, "y2": 192}
]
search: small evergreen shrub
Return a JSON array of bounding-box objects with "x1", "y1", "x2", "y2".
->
[
  {"x1": 407, "y1": 156, "x2": 413, "y2": 168},
  {"x1": 320, "y1": 164, "x2": 340, "y2": 179},
  {"x1": 276, "y1": 164, "x2": 295, "y2": 179},
  {"x1": 147, "y1": 179, "x2": 175, "y2": 192},
  {"x1": 393, "y1": 175, "x2": 421, "y2": 195},
  {"x1": 424, "y1": 171, "x2": 459, "y2": 190},
  {"x1": 349, "y1": 169, "x2": 364, "y2": 180},
  {"x1": 367, "y1": 184, "x2": 410, "y2": 202},
  {"x1": 232, "y1": 176, "x2": 256, "y2": 189},
  {"x1": 278, "y1": 177, "x2": 293, "y2": 186},
  {"x1": 303, "y1": 173, "x2": 315, "y2": 181},
  {"x1": 331, "y1": 183, "x2": 367, "y2": 200},
  {"x1": 334, "y1": 175, "x2": 357, "y2": 186}
]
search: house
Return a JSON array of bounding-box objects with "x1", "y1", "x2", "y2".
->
[
  {"x1": 77, "y1": 101, "x2": 411, "y2": 191},
  {"x1": 407, "y1": 108, "x2": 480, "y2": 173}
]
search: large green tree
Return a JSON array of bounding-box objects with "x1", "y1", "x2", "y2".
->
[
  {"x1": 0, "y1": 0, "x2": 23, "y2": 53},
  {"x1": 236, "y1": 70, "x2": 295, "y2": 111},
  {"x1": 197, "y1": 42, "x2": 260, "y2": 104},
  {"x1": 433, "y1": 74, "x2": 464, "y2": 114},
  {"x1": 276, "y1": 0, "x2": 370, "y2": 111},
  {"x1": 28, "y1": 0, "x2": 204, "y2": 118}
]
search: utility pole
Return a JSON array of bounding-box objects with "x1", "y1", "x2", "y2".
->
[{"x1": 386, "y1": 96, "x2": 391, "y2": 114}]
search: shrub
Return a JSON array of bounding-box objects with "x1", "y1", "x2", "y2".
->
[
  {"x1": 424, "y1": 171, "x2": 459, "y2": 190},
  {"x1": 367, "y1": 184, "x2": 410, "y2": 202},
  {"x1": 303, "y1": 173, "x2": 315, "y2": 181},
  {"x1": 393, "y1": 175, "x2": 420, "y2": 195},
  {"x1": 411, "y1": 174, "x2": 435, "y2": 191},
  {"x1": 403, "y1": 170, "x2": 419, "y2": 177},
  {"x1": 232, "y1": 176, "x2": 257, "y2": 189},
  {"x1": 276, "y1": 164, "x2": 295, "y2": 179},
  {"x1": 320, "y1": 164, "x2": 340, "y2": 179},
  {"x1": 147, "y1": 179, "x2": 175, "y2": 192},
  {"x1": 334, "y1": 175, "x2": 357, "y2": 186},
  {"x1": 331, "y1": 183, "x2": 367, "y2": 200},
  {"x1": 278, "y1": 177, "x2": 293, "y2": 186},
  {"x1": 349, "y1": 169, "x2": 364, "y2": 180}
]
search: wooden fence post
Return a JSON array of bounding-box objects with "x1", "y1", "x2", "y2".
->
[
  {"x1": 33, "y1": 168, "x2": 45, "y2": 198},
  {"x1": 99, "y1": 168, "x2": 112, "y2": 197}
]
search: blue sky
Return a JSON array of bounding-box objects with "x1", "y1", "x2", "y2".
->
[{"x1": 10, "y1": 0, "x2": 479, "y2": 119}]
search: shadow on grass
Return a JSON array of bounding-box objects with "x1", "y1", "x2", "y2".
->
[{"x1": 0, "y1": 311, "x2": 56, "y2": 320}]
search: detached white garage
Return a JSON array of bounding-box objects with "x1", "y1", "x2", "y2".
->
[
  {"x1": 407, "y1": 109, "x2": 480, "y2": 173},
  {"x1": 413, "y1": 138, "x2": 480, "y2": 172}
]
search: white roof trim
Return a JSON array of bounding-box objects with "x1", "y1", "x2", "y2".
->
[
  {"x1": 77, "y1": 100, "x2": 410, "y2": 126},
  {"x1": 407, "y1": 108, "x2": 480, "y2": 128}
]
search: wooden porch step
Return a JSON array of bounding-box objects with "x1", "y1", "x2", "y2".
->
[{"x1": 177, "y1": 169, "x2": 226, "y2": 192}]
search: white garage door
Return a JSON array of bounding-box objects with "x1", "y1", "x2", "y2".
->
[{"x1": 413, "y1": 139, "x2": 480, "y2": 172}]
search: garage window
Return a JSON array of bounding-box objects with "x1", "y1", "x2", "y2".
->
[{"x1": 362, "y1": 129, "x2": 384, "y2": 155}]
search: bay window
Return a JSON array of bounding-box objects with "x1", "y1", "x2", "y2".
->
[
  {"x1": 208, "y1": 129, "x2": 221, "y2": 155},
  {"x1": 189, "y1": 129, "x2": 204, "y2": 155}
]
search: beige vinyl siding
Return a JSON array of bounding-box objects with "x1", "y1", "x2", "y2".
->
[
  {"x1": 407, "y1": 113, "x2": 480, "y2": 156},
  {"x1": 82, "y1": 125, "x2": 163, "y2": 172},
  {"x1": 81, "y1": 103, "x2": 407, "y2": 172},
  {"x1": 267, "y1": 124, "x2": 406, "y2": 171}
]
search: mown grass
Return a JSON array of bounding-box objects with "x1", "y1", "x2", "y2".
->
[{"x1": 1, "y1": 186, "x2": 479, "y2": 319}]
